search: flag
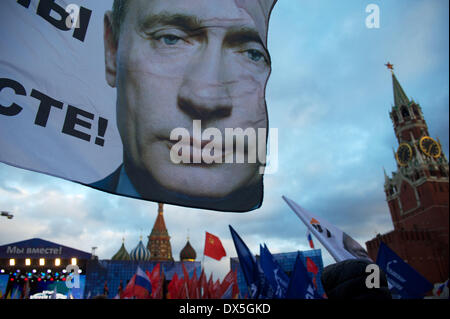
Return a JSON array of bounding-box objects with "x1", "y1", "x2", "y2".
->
[
  {"x1": 283, "y1": 196, "x2": 372, "y2": 262},
  {"x1": 147, "y1": 263, "x2": 162, "y2": 298},
  {"x1": 121, "y1": 275, "x2": 136, "y2": 299},
  {"x1": 259, "y1": 244, "x2": 289, "y2": 299},
  {"x1": 204, "y1": 232, "x2": 227, "y2": 261},
  {"x1": 181, "y1": 263, "x2": 191, "y2": 299},
  {"x1": 221, "y1": 283, "x2": 233, "y2": 299},
  {"x1": 286, "y1": 252, "x2": 322, "y2": 299},
  {"x1": 166, "y1": 273, "x2": 176, "y2": 299},
  {"x1": 167, "y1": 273, "x2": 181, "y2": 299},
  {"x1": 189, "y1": 268, "x2": 200, "y2": 299},
  {"x1": 376, "y1": 242, "x2": 433, "y2": 299},
  {"x1": 155, "y1": 267, "x2": 165, "y2": 299},
  {"x1": 306, "y1": 257, "x2": 318, "y2": 275},
  {"x1": 133, "y1": 266, "x2": 152, "y2": 299},
  {"x1": 229, "y1": 225, "x2": 261, "y2": 299},
  {"x1": 206, "y1": 273, "x2": 214, "y2": 299},
  {"x1": 306, "y1": 257, "x2": 319, "y2": 290},
  {"x1": 213, "y1": 279, "x2": 221, "y2": 299},
  {"x1": 219, "y1": 270, "x2": 235, "y2": 298},
  {"x1": 307, "y1": 231, "x2": 315, "y2": 249}
]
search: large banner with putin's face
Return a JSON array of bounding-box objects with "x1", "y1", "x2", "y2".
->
[{"x1": 0, "y1": 0, "x2": 277, "y2": 212}]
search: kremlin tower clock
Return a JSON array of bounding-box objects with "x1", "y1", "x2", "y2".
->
[{"x1": 366, "y1": 64, "x2": 449, "y2": 284}]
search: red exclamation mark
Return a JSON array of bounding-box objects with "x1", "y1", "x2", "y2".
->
[{"x1": 95, "y1": 117, "x2": 108, "y2": 146}]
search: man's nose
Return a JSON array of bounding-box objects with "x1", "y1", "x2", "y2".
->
[{"x1": 177, "y1": 46, "x2": 233, "y2": 121}]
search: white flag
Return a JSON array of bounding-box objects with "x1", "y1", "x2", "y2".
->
[{"x1": 282, "y1": 196, "x2": 372, "y2": 263}]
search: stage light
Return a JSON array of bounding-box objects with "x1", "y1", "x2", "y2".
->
[
  {"x1": 71, "y1": 258, "x2": 77, "y2": 265},
  {"x1": 37, "y1": 278, "x2": 41, "y2": 282},
  {"x1": 25, "y1": 258, "x2": 31, "y2": 266},
  {"x1": 10, "y1": 278, "x2": 14, "y2": 282},
  {"x1": 9, "y1": 259, "x2": 15, "y2": 266},
  {"x1": 32, "y1": 269, "x2": 36, "y2": 273},
  {"x1": 78, "y1": 269, "x2": 82, "y2": 274},
  {"x1": 39, "y1": 258, "x2": 45, "y2": 266},
  {"x1": 62, "y1": 269, "x2": 66, "y2": 273},
  {"x1": 55, "y1": 258, "x2": 61, "y2": 266},
  {"x1": 0, "y1": 269, "x2": 4, "y2": 273},
  {"x1": 50, "y1": 278, "x2": 54, "y2": 281}
]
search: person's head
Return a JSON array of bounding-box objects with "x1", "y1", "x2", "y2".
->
[
  {"x1": 321, "y1": 259, "x2": 392, "y2": 299},
  {"x1": 103, "y1": 0, "x2": 277, "y2": 205}
]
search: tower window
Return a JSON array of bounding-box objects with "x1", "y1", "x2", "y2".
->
[{"x1": 401, "y1": 106, "x2": 410, "y2": 119}]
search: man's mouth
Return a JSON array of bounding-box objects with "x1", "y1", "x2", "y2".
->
[{"x1": 163, "y1": 136, "x2": 229, "y2": 165}]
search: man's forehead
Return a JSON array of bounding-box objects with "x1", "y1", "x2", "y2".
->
[{"x1": 131, "y1": 0, "x2": 277, "y2": 44}]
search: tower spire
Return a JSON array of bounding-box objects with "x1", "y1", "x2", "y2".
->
[
  {"x1": 147, "y1": 203, "x2": 174, "y2": 261},
  {"x1": 386, "y1": 62, "x2": 410, "y2": 107}
]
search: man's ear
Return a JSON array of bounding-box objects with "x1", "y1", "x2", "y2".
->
[{"x1": 104, "y1": 11, "x2": 117, "y2": 88}]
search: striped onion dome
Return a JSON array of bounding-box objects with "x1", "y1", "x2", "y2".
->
[
  {"x1": 130, "y1": 236, "x2": 151, "y2": 261},
  {"x1": 111, "y1": 238, "x2": 130, "y2": 261},
  {"x1": 180, "y1": 239, "x2": 196, "y2": 262}
]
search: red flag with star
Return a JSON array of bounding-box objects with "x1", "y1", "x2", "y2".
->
[{"x1": 204, "y1": 232, "x2": 227, "y2": 261}]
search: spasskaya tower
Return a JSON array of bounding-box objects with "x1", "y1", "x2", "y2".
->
[{"x1": 366, "y1": 63, "x2": 449, "y2": 284}]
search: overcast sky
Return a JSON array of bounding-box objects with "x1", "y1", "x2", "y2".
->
[{"x1": 0, "y1": 0, "x2": 448, "y2": 280}]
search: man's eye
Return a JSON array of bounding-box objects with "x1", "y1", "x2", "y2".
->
[
  {"x1": 159, "y1": 35, "x2": 181, "y2": 45},
  {"x1": 246, "y1": 49, "x2": 265, "y2": 62}
]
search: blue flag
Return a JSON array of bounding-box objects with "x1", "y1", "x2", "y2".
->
[
  {"x1": 259, "y1": 244, "x2": 289, "y2": 298},
  {"x1": 286, "y1": 252, "x2": 322, "y2": 299},
  {"x1": 229, "y1": 225, "x2": 261, "y2": 299},
  {"x1": 376, "y1": 242, "x2": 433, "y2": 299}
]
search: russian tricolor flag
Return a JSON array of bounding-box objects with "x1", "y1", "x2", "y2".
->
[
  {"x1": 307, "y1": 231, "x2": 315, "y2": 249},
  {"x1": 134, "y1": 266, "x2": 152, "y2": 299}
]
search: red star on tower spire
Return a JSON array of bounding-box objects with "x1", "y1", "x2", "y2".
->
[{"x1": 385, "y1": 62, "x2": 394, "y2": 70}]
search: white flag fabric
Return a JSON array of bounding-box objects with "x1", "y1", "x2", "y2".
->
[
  {"x1": 0, "y1": 0, "x2": 277, "y2": 212},
  {"x1": 282, "y1": 196, "x2": 372, "y2": 263}
]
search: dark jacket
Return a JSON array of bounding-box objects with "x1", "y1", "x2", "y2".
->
[
  {"x1": 90, "y1": 165, "x2": 122, "y2": 192},
  {"x1": 88, "y1": 164, "x2": 262, "y2": 212}
]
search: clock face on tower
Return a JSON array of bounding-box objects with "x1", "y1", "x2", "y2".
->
[
  {"x1": 419, "y1": 136, "x2": 441, "y2": 158},
  {"x1": 396, "y1": 143, "x2": 413, "y2": 166}
]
